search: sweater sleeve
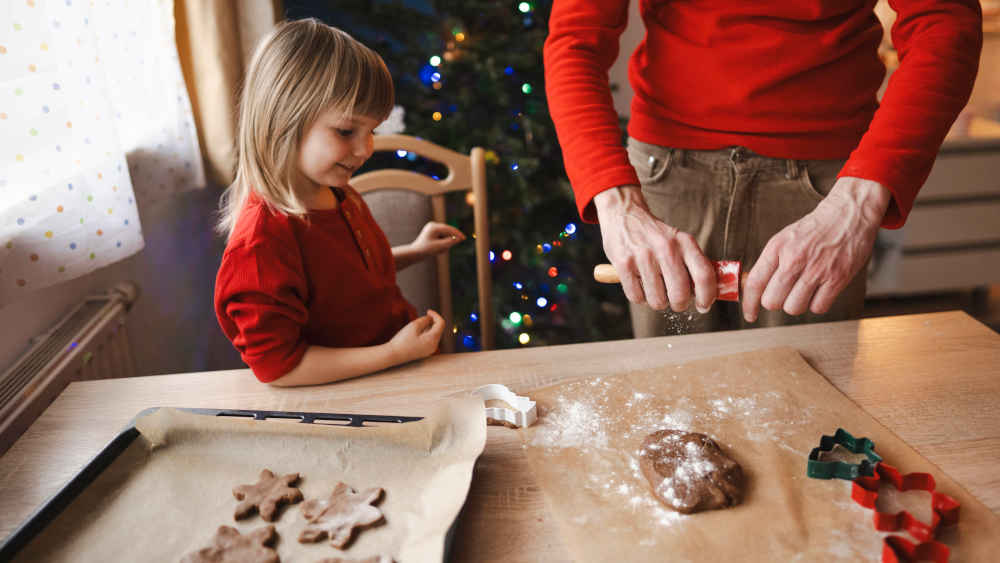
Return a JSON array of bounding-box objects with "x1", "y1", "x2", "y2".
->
[
  {"x1": 838, "y1": 0, "x2": 982, "y2": 229},
  {"x1": 214, "y1": 240, "x2": 310, "y2": 383},
  {"x1": 544, "y1": 0, "x2": 636, "y2": 223}
]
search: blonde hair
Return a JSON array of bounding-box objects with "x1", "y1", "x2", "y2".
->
[{"x1": 217, "y1": 18, "x2": 394, "y2": 238}]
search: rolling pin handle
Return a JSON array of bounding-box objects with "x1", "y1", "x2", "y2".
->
[{"x1": 593, "y1": 263, "x2": 620, "y2": 284}]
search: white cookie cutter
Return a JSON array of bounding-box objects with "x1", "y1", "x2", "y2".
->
[{"x1": 472, "y1": 384, "x2": 537, "y2": 428}]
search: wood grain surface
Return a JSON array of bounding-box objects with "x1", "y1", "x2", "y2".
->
[{"x1": 1, "y1": 311, "x2": 998, "y2": 561}]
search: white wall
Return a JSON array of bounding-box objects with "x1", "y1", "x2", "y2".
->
[
  {"x1": 608, "y1": 0, "x2": 642, "y2": 118},
  {"x1": 0, "y1": 186, "x2": 242, "y2": 378}
]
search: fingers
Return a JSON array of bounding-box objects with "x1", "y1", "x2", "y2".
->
[
  {"x1": 636, "y1": 251, "x2": 668, "y2": 310},
  {"x1": 741, "y1": 244, "x2": 778, "y2": 323},
  {"x1": 421, "y1": 310, "x2": 445, "y2": 339},
  {"x1": 421, "y1": 223, "x2": 465, "y2": 255},
  {"x1": 411, "y1": 314, "x2": 434, "y2": 332},
  {"x1": 678, "y1": 233, "x2": 716, "y2": 312},
  {"x1": 658, "y1": 246, "x2": 691, "y2": 312},
  {"x1": 616, "y1": 258, "x2": 646, "y2": 306},
  {"x1": 743, "y1": 240, "x2": 848, "y2": 320},
  {"x1": 782, "y1": 276, "x2": 820, "y2": 316},
  {"x1": 612, "y1": 235, "x2": 704, "y2": 312},
  {"x1": 425, "y1": 222, "x2": 466, "y2": 240},
  {"x1": 424, "y1": 239, "x2": 459, "y2": 254},
  {"x1": 759, "y1": 258, "x2": 803, "y2": 314},
  {"x1": 420, "y1": 310, "x2": 445, "y2": 354},
  {"x1": 425, "y1": 309, "x2": 444, "y2": 329},
  {"x1": 809, "y1": 282, "x2": 840, "y2": 315}
]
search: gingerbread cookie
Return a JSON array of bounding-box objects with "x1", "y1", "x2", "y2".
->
[
  {"x1": 233, "y1": 468, "x2": 304, "y2": 521},
  {"x1": 638, "y1": 429, "x2": 744, "y2": 514},
  {"x1": 181, "y1": 525, "x2": 279, "y2": 563},
  {"x1": 315, "y1": 556, "x2": 393, "y2": 563},
  {"x1": 299, "y1": 482, "x2": 385, "y2": 548}
]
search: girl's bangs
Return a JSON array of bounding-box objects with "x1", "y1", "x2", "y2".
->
[{"x1": 350, "y1": 52, "x2": 394, "y2": 121}]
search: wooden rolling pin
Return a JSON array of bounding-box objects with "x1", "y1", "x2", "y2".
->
[{"x1": 594, "y1": 260, "x2": 747, "y2": 301}]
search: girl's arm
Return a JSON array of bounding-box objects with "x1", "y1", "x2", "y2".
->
[
  {"x1": 391, "y1": 242, "x2": 424, "y2": 271},
  {"x1": 392, "y1": 222, "x2": 465, "y2": 271},
  {"x1": 267, "y1": 310, "x2": 445, "y2": 387},
  {"x1": 268, "y1": 342, "x2": 400, "y2": 387}
]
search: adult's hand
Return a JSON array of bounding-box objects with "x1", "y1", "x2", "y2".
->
[
  {"x1": 593, "y1": 185, "x2": 717, "y2": 312},
  {"x1": 741, "y1": 177, "x2": 891, "y2": 322}
]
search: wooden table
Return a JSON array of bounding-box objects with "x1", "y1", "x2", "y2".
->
[{"x1": 2, "y1": 311, "x2": 999, "y2": 561}]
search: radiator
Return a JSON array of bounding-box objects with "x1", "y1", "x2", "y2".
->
[{"x1": 0, "y1": 281, "x2": 139, "y2": 454}]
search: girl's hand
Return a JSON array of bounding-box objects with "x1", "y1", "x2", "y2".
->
[
  {"x1": 410, "y1": 222, "x2": 466, "y2": 258},
  {"x1": 389, "y1": 309, "x2": 445, "y2": 363}
]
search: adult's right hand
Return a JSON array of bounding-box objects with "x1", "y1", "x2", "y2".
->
[{"x1": 593, "y1": 185, "x2": 717, "y2": 312}]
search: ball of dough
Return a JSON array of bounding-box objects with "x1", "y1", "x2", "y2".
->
[{"x1": 638, "y1": 429, "x2": 744, "y2": 514}]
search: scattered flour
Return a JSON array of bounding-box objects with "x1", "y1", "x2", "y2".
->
[
  {"x1": 530, "y1": 396, "x2": 610, "y2": 449},
  {"x1": 528, "y1": 372, "x2": 814, "y2": 531}
]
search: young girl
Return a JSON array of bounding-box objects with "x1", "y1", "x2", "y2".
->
[{"x1": 214, "y1": 19, "x2": 465, "y2": 387}]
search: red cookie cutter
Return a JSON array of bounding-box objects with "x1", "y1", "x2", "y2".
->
[
  {"x1": 851, "y1": 462, "x2": 960, "y2": 543},
  {"x1": 881, "y1": 535, "x2": 950, "y2": 563}
]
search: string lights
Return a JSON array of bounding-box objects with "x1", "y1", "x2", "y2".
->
[{"x1": 412, "y1": 4, "x2": 595, "y2": 352}]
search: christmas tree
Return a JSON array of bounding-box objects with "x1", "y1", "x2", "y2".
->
[{"x1": 285, "y1": 0, "x2": 632, "y2": 349}]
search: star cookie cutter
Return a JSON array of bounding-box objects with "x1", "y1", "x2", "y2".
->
[
  {"x1": 807, "y1": 428, "x2": 882, "y2": 480},
  {"x1": 881, "y1": 535, "x2": 950, "y2": 563},
  {"x1": 472, "y1": 384, "x2": 536, "y2": 428},
  {"x1": 851, "y1": 462, "x2": 961, "y2": 543}
]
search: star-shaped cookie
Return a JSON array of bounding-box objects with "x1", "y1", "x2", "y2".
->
[
  {"x1": 181, "y1": 525, "x2": 279, "y2": 563},
  {"x1": 233, "y1": 468, "x2": 304, "y2": 521},
  {"x1": 299, "y1": 482, "x2": 385, "y2": 548}
]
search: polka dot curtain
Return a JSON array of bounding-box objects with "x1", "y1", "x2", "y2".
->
[{"x1": 0, "y1": 0, "x2": 205, "y2": 305}]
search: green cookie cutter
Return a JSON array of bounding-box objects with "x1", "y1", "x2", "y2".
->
[{"x1": 807, "y1": 428, "x2": 882, "y2": 480}]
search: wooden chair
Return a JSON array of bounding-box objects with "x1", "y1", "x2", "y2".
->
[{"x1": 352, "y1": 134, "x2": 494, "y2": 352}]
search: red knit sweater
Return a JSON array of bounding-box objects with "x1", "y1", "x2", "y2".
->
[
  {"x1": 544, "y1": 0, "x2": 982, "y2": 228},
  {"x1": 214, "y1": 187, "x2": 416, "y2": 383}
]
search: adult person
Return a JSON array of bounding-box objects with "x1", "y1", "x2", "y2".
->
[{"x1": 544, "y1": 1, "x2": 982, "y2": 336}]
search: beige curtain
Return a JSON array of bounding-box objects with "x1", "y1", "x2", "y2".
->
[{"x1": 174, "y1": 0, "x2": 283, "y2": 187}]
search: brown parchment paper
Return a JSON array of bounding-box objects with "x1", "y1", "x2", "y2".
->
[
  {"x1": 520, "y1": 347, "x2": 1000, "y2": 562},
  {"x1": 13, "y1": 398, "x2": 486, "y2": 563}
]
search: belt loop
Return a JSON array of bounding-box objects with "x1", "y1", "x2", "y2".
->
[
  {"x1": 730, "y1": 146, "x2": 747, "y2": 163},
  {"x1": 785, "y1": 159, "x2": 800, "y2": 180},
  {"x1": 673, "y1": 148, "x2": 687, "y2": 168}
]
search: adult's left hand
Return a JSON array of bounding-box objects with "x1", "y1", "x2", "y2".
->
[{"x1": 741, "y1": 177, "x2": 892, "y2": 322}]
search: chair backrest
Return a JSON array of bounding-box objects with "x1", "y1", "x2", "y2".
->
[{"x1": 352, "y1": 134, "x2": 494, "y2": 352}]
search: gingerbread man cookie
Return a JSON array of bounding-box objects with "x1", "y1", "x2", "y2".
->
[
  {"x1": 181, "y1": 525, "x2": 279, "y2": 563},
  {"x1": 299, "y1": 482, "x2": 385, "y2": 548},
  {"x1": 233, "y1": 468, "x2": 304, "y2": 521}
]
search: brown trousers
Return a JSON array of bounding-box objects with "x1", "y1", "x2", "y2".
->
[{"x1": 625, "y1": 138, "x2": 866, "y2": 337}]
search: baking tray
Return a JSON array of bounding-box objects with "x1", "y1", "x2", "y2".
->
[{"x1": 0, "y1": 407, "x2": 473, "y2": 562}]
